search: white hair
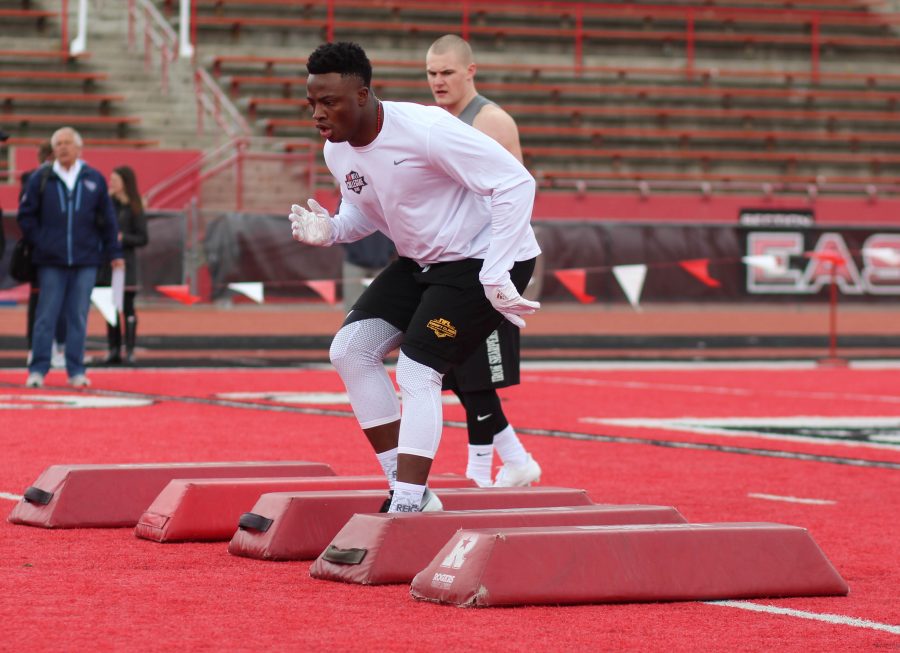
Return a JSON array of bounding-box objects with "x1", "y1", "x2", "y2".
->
[{"x1": 51, "y1": 127, "x2": 83, "y2": 148}]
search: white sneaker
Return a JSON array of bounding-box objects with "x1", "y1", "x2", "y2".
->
[
  {"x1": 68, "y1": 374, "x2": 91, "y2": 388},
  {"x1": 420, "y1": 487, "x2": 443, "y2": 512},
  {"x1": 25, "y1": 372, "x2": 44, "y2": 388},
  {"x1": 494, "y1": 454, "x2": 542, "y2": 487},
  {"x1": 381, "y1": 488, "x2": 443, "y2": 512},
  {"x1": 51, "y1": 341, "x2": 65, "y2": 369}
]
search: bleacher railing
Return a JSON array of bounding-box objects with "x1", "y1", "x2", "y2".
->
[
  {"x1": 194, "y1": 67, "x2": 251, "y2": 139},
  {"x1": 127, "y1": 0, "x2": 179, "y2": 93}
]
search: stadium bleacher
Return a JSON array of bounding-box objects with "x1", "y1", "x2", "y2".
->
[
  {"x1": 4, "y1": 0, "x2": 900, "y2": 197},
  {"x1": 169, "y1": 0, "x2": 900, "y2": 192},
  {"x1": 0, "y1": 5, "x2": 144, "y2": 150}
]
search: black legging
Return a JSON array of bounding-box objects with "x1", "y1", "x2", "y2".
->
[
  {"x1": 453, "y1": 388, "x2": 510, "y2": 445},
  {"x1": 122, "y1": 290, "x2": 136, "y2": 321},
  {"x1": 106, "y1": 290, "x2": 138, "y2": 348}
]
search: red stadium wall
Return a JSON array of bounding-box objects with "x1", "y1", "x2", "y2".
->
[
  {"x1": 314, "y1": 187, "x2": 900, "y2": 225},
  {"x1": 4, "y1": 145, "x2": 898, "y2": 226},
  {"x1": 531, "y1": 192, "x2": 900, "y2": 226},
  {"x1": 1, "y1": 147, "x2": 202, "y2": 210}
]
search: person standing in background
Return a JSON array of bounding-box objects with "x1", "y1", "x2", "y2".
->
[
  {"x1": 101, "y1": 165, "x2": 148, "y2": 365},
  {"x1": 0, "y1": 130, "x2": 8, "y2": 260},
  {"x1": 20, "y1": 139, "x2": 67, "y2": 369},
  {"x1": 425, "y1": 34, "x2": 542, "y2": 487},
  {"x1": 18, "y1": 127, "x2": 123, "y2": 388}
]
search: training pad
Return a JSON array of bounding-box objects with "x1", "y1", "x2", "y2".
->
[
  {"x1": 134, "y1": 474, "x2": 476, "y2": 542},
  {"x1": 228, "y1": 486, "x2": 594, "y2": 561},
  {"x1": 310, "y1": 504, "x2": 687, "y2": 585},
  {"x1": 7, "y1": 461, "x2": 335, "y2": 528},
  {"x1": 410, "y1": 523, "x2": 850, "y2": 607}
]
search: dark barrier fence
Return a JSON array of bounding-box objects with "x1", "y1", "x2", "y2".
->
[{"x1": 3, "y1": 212, "x2": 898, "y2": 304}]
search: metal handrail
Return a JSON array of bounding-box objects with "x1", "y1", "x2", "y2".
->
[
  {"x1": 128, "y1": 0, "x2": 179, "y2": 93},
  {"x1": 194, "y1": 67, "x2": 251, "y2": 139},
  {"x1": 144, "y1": 137, "x2": 239, "y2": 207},
  {"x1": 145, "y1": 137, "x2": 316, "y2": 210}
]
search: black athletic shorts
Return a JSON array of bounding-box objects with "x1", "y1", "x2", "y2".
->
[
  {"x1": 349, "y1": 256, "x2": 536, "y2": 374},
  {"x1": 442, "y1": 318, "x2": 520, "y2": 391}
]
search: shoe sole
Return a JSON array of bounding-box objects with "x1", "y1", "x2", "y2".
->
[
  {"x1": 494, "y1": 467, "x2": 542, "y2": 488},
  {"x1": 421, "y1": 494, "x2": 443, "y2": 511}
]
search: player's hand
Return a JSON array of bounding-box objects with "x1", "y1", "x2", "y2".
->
[
  {"x1": 483, "y1": 279, "x2": 540, "y2": 328},
  {"x1": 306, "y1": 198, "x2": 331, "y2": 219},
  {"x1": 289, "y1": 200, "x2": 333, "y2": 246}
]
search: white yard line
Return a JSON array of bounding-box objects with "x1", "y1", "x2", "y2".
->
[
  {"x1": 0, "y1": 492, "x2": 23, "y2": 501},
  {"x1": 747, "y1": 493, "x2": 836, "y2": 505},
  {"x1": 706, "y1": 600, "x2": 900, "y2": 635}
]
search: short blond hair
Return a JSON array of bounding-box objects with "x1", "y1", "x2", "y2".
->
[{"x1": 427, "y1": 34, "x2": 474, "y2": 65}]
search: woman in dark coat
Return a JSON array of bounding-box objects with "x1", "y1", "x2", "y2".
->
[{"x1": 104, "y1": 165, "x2": 148, "y2": 364}]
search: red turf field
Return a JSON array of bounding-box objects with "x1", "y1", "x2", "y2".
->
[{"x1": 0, "y1": 364, "x2": 898, "y2": 651}]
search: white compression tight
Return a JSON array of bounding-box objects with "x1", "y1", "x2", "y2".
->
[
  {"x1": 329, "y1": 317, "x2": 403, "y2": 429},
  {"x1": 395, "y1": 350, "x2": 445, "y2": 459}
]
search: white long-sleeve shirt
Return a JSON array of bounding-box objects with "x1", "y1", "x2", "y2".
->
[{"x1": 323, "y1": 101, "x2": 541, "y2": 287}]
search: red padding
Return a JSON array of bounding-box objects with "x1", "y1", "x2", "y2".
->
[
  {"x1": 228, "y1": 487, "x2": 594, "y2": 561},
  {"x1": 310, "y1": 504, "x2": 687, "y2": 585},
  {"x1": 134, "y1": 474, "x2": 476, "y2": 542},
  {"x1": 7, "y1": 462, "x2": 335, "y2": 528},
  {"x1": 410, "y1": 523, "x2": 850, "y2": 607}
]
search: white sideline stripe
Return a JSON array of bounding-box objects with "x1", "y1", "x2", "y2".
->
[
  {"x1": 0, "y1": 492, "x2": 22, "y2": 501},
  {"x1": 850, "y1": 360, "x2": 900, "y2": 370},
  {"x1": 707, "y1": 600, "x2": 900, "y2": 635},
  {"x1": 529, "y1": 375, "x2": 900, "y2": 405},
  {"x1": 747, "y1": 492, "x2": 836, "y2": 505},
  {"x1": 4, "y1": 361, "x2": 900, "y2": 374},
  {"x1": 521, "y1": 360, "x2": 818, "y2": 371}
]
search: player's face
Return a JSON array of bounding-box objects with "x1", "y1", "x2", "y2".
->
[
  {"x1": 306, "y1": 72, "x2": 368, "y2": 143},
  {"x1": 426, "y1": 51, "x2": 473, "y2": 109}
]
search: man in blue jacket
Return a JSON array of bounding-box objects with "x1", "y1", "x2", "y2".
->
[{"x1": 17, "y1": 127, "x2": 124, "y2": 388}]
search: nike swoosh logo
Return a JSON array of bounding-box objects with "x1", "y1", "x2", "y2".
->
[
  {"x1": 476, "y1": 414, "x2": 492, "y2": 422},
  {"x1": 475, "y1": 452, "x2": 491, "y2": 456},
  {"x1": 393, "y1": 158, "x2": 409, "y2": 165}
]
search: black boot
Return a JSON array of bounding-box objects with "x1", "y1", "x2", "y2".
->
[
  {"x1": 125, "y1": 316, "x2": 137, "y2": 365},
  {"x1": 104, "y1": 321, "x2": 122, "y2": 364}
]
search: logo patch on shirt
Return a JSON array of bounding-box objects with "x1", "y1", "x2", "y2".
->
[
  {"x1": 344, "y1": 170, "x2": 368, "y2": 194},
  {"x1": 427, "y1": 318, "x2": 457, "y2": 339},
  {"x1": 84, "y1": 180, "x2": 97, "y2": 192}
]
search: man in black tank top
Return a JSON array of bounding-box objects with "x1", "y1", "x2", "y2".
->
[{"x1": 426, "y1": 34, "x2": 541, "y2": 488}]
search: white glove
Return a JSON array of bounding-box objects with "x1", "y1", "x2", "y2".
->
[
  {"x1": 483, "y1": 279, "x2": 540, "y2": 328},
  {"x1": 289, "y1": 199, "x2": 333, "y2": 246}
]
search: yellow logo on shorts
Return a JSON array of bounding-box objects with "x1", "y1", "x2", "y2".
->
[{"x1": 427, "y1": 318, "x2": 457, "y2": 339}]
